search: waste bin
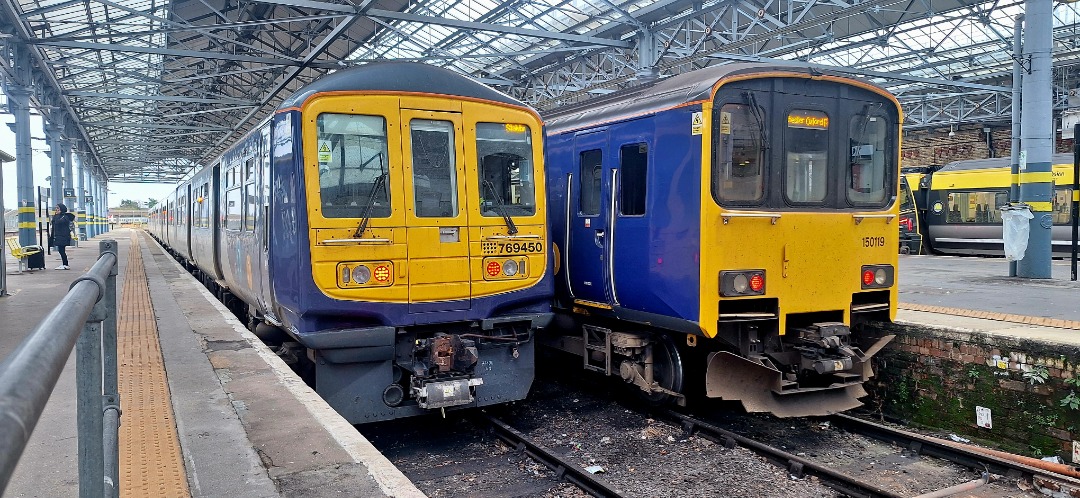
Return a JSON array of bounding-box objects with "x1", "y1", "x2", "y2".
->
[
  {"x1": 26, "y1": 249, "x2": 45, "y2": 270},
  {"x1": 1000, "y1": 204, "x2": 1034, "y2": 261}
]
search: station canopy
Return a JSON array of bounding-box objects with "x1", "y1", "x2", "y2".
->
[{"x1": 0, "y1": 0, "x2": 1077, "y2": 182}]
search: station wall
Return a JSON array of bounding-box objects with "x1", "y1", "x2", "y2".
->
[{"x1": 901, "y1": 127, "x2": 1076, "y2": 168}]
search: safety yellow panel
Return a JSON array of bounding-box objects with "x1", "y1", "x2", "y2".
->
[
  {"x1": 931, "y1": 162, "x2": 1076, "y2": 190},
  {"x1": 302, "y1": 91, "x2": 548, "y2": 304},
  {"x1": 697, "y1": 99, "x2": 900, "y2": 339}
]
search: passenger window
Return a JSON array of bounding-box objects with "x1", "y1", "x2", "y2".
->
[
  {"x1": 579, "y1": 149, "x2": 602, "y2": 216},
  {"x1": 714, "y1": 103, "x2": 765, "y2": 203},
  {"x1": 317, "y1": 113, "x2": 391, "y2": 219},
  {"x1": 476, "y1": 123, "x2": 536, "y2": 217},
  {"x1": 784, "y1": 109, "x2": 829, "y2": 203},
  {"x1": 620, "y1": 143, "x2": 647, "y2": 215},
  {"x1": 225, "y1": 188, "x2": 242, "y2": 230},
  {"x1": 410, "y1": 119, "x2": 458, "y2": 218},
  {"x1": 1054, "y1": 189, "x2": 1072, "y2": 225},
  {"x1": 848, "y1": 109, "x2": 889, "y2": 205},
  {"x1": 945, "y1": 191, "x2": 1007, "y2": 224}
]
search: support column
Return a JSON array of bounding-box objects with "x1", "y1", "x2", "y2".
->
[
  {"x1": 1009, "y1": 14, "x2": 1023, "y2": 277},
  {"x1": 5, "y1": 84, "x2": 35, "y2": 246},
  {"x1": 63, "y1": 139, "x2": 74, "y2": 209},
  {"x1": 77, "y1": 152, "x2": 87, "y2": 240},
  {"x1": 45, "y1": 119, "x2": 64, "y2": 213},
  {"x1": 1017, "y1": 0, "x2": 1054, "y2": 278}
]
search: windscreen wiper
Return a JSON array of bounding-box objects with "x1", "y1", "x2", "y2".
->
[
  {"x1": 354, "y1": 156, "x2": 388, "y2": 237},
  {"x1": 744, "y1": 92, "x2": 769, "y2": 151},
  {"x1": 482, "y1": 179, "x2": 518, "y2": 235}
]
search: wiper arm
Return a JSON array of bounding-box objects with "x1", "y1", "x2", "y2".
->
[
  {"x1": 355, "y1": 172, "x2": 388, "y2": 237},
  {"x1": 482, "y1": 179, "x2": 518, "y2": 235},
  {"x1": 744, "y1": 92, "x2": 769, "y2": 151}
]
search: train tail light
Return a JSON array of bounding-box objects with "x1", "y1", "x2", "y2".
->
[
  {"x1": 860, "y1": 265, "x2": 894, "y2": 289},
  {"x1": 720, "y1": 270, "x2": 766, "y2": 296}
]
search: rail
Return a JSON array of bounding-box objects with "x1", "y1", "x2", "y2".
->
[{"x1": 0, "y1": 240, "x2": 120, "y2": 498}]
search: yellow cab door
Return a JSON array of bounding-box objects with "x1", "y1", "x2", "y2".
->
[{"x1": 400, "y1": 105, "x2": 472, "y2": 310}]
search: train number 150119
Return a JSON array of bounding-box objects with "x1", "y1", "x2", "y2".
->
[{"x1": 862, "y1": 236, "x2": 887, "y2": 248}]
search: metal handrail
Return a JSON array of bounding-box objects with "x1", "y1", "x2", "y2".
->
[{"x1": 0, "y1": 240, "x2": 119, "y2": 498}]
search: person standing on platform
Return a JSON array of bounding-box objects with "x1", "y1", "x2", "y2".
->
[{"x1": 50, "y1": 203, "x2": 76, "y2": 270}]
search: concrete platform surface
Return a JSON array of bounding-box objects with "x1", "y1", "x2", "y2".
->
[{"x1": 2, "y1": 229, "x2": 425, "y2": 497}]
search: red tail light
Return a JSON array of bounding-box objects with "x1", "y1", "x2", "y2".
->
[
  {"x1": 862, "y1": 270, "x2": 875, "y2": 286},
  {"x1": 749, "y1": 273, "x2": 765, "y2": 292}
]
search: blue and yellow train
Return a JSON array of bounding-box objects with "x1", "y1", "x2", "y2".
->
[
  {"x1": 149, "y1": 62, "x2": 552, "y2": 423},
  {"x1": 539, "y1": 63, "x2": 900, "y2": 417}
]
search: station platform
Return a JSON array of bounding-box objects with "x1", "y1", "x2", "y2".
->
[
  {"x1": 1, "y1": 229, "x2": 423, "y2": 497},
  {"x1": 897, "y1": 253, "x2": 1080, "y2": 343}
]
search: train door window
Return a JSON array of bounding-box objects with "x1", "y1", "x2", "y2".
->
[
  {"x1": 579, "y1": 149, "x2": 602, "y2": 216},
  {"x1": 410, "y1": 119, "x2": 457, "y2": 217},
  {"x1": 476, "y1": 123, "x2": 536, "y2": 216},
  {"x1": 784, "y1": 109, "x2": 830, "y2": 204},
  {"x1": 713, "y1": 103, "x2": 765, "y2": 203},
  {"x1": 225, "y1": 163, "x2": 242, "y2": 231},
  {"x1": 847, "y1": 108, "x2": 889, "y2": 206},
  {"x1": 317, "y1": 113, "x2": 391, "y2": 219},
  {"x1": 262, "y1": 126, "x2": 271, "y2": 248},
  {"x1": 244, "y1": 157, "x2": 257, "y2": 232},
  {"x1": 1053, "y1": 189, "x2": 1072, "y2": 225},
  {"x1": 619, "y1": 143, "x2": 647, "y2": 216}
]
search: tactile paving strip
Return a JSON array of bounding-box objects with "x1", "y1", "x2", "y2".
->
[
  {"x1": 118, "y1": 233, "x2": 191, "y2": 497},
  {"x1": 899, "y1": 302, "x2": 1080, "y2": 330}
]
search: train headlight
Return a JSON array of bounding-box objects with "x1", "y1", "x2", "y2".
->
[
  {"x1": 503, "y1": 259, "x2": 519, "y2": 276},
  {"x1": 720, "y1": 270, "x2": 766, "y2": 296},
  {"x1": 861, "y1": 265, "x2": 894, "y2": 289},
  {"x1": 352, "y1": 265, "x2": 371, "y2": 284},
  {"x1": 733, "y1": 274, "x2": 749, "y2": 293}
]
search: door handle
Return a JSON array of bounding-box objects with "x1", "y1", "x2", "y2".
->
[{"x1": 594, "y1": 229, "x2": 605, "y2": 248}]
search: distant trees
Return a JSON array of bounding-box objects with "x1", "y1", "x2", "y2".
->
[
  {"x1": 147, "y1": 198, "x2": 158, "y2": 209},
  {"x1": 118, "y1": 199, "x2": 141, "y2": 208}
]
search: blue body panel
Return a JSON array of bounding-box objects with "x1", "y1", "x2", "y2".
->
[{"x1": 547, "y1": 105, "x2": 701, "y2": 326}]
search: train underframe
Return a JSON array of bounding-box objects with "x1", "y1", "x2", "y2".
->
[
  {"x1": 267, "y1": 315, "x2": 549, "y2": 424},
  {"x1": 540, "y1": 309, "x2": 894, "y2": 417}
]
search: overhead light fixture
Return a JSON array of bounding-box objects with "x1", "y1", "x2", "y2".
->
[{"x1": 948, "y1": 125, "x2": 956, "y2": 137}]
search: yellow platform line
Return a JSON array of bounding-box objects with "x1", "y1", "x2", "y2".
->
[
  {"x1": 899, "y1": 302, "x2": 1080, "y2": 330},
  {"x1": 118, "y1": 233, "x2": 191, "y2": 497}
]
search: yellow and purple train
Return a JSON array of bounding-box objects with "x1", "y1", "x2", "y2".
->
[
  {"x1": 149, "y1": 62, "x2": 552, "y2": 423},
  {"x1": 540, "y1": 63, "x2": 900, "y2": 416}
]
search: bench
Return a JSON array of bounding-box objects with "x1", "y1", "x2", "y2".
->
[{"x1": 6, "y1": 236, "x2": 43, "y2": 273}]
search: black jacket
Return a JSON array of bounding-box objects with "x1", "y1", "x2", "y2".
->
[{"x1": 52, "y1": 212, "x2": 76, "y2": 246}]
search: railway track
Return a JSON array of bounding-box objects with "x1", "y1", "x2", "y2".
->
[
  {"x1": 666, "y1": 407, "x2": 1080, "y2": 498},
  {"x1": 479, "y1": 413, "x2": 627, "y2": 498},
  {"x1": 829, "y1": 413, "x2": 1080, "y2": 496}
]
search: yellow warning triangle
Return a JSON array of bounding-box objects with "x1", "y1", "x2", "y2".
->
[
  {"x1": 719, "y1": 114, "x2": 729, "y2": 125},
  {"x1": 319, "y1": 143, "x2": 331, "y2": 153}
]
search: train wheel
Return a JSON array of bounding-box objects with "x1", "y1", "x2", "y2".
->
[{"x1": 641, "y1": 335, "x2": 684, "y2": 404}]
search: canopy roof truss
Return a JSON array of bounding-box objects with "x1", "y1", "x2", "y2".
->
[{"x1": 0, "y1": 0, "x2": 1076, "y2": 182}]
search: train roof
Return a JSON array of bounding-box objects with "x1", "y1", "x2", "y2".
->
[
  {"x1": 543, "y1": 62, "x2": 891, "y2": 134},
  {"x1": 937, "y1": 153, "x2": 1076, "y2": 173},
  {"x1": 278, "y1": 62, "x2": 526, "y2": 110}
]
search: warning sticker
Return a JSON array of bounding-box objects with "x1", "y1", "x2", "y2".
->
[
  {"x1": 317, "y1": 141, "x2": 332, "y2": 163},
  {"x1": 692, "y1": 111, "x2": 704, "y2": 136},
  {"x1": 719, "y1": 112, "x2": 731, "y2": 135}
]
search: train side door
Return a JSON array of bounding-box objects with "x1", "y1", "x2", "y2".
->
[
  {"x1": 567, "y1": 130, "x2": 610, "y2": 304},
  {"x1": 400, "y1": 109, "x2": 472, "y2": 310}
]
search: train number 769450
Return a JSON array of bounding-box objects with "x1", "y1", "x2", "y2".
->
[{"x1": 499, "y1": 241, "x2": 544, "y2": 254}]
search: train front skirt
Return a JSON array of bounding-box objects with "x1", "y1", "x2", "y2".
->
[{"x1": 705, "y1": 334, "x2": 895, "y2": 417}]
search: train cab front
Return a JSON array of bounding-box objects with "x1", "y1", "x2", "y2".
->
[
  {"x1": 701, "y1": 74, "x2": 901, "y2": 417},
  {"x1": 287, "y1": 82, "x2": 552, "y2": 423}
]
